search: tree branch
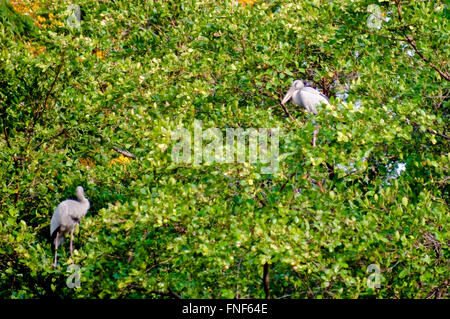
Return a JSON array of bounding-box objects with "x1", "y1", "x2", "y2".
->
[
  {"x1": 405, "y1": 118, "x2": 450, "y2": 141},
  {"x1": 33, "y1": 127, "x2": 67, "y2": 151},
  {"x1": 260, "y1": 89, "x2": 303, "y2": 127},
  {"x1": 395, "y1": 1, "x2": 449, "y2": 81},
  {"x1": 263, "y1": 262, "x2": 270, "y2": 299},
  {"x1": 25, "y1": 52, "x2": 66, "y2": 150},
  {"x1": 112, "y1": 146, "x2": 136, "y2": 159},
  {"x1": 1, "y1": 117, "x2": 11, "y2": 149}
]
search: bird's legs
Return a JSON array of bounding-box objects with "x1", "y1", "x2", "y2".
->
[
  {"x1": 52, "y1": 231, "x2": 59, "y2": 268},
  {"x1": 70, "y1": 228, "x2": 74, "y2": 258},
  {"x1": 312, "y1": 127, "x2": 319, "y2": 147}
]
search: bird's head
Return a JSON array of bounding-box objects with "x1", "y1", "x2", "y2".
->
[
  {"x1": 76, "y1": 186, "x2": 87, "y2": 201},
  {"x1": 292, "y1": 80, "x2": 305, "y2": 90},
  {"x1": 282, "y1": 80, "x2": 304, "y2": 105}
]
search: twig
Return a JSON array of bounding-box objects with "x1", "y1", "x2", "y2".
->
[
  {"x1": 280, "y1": 101, "x2": 298, "y2": 123},
  {"x1": 425, "y1": 128, "x2": 450, "y2": 141},
  {"x1": 280, "y1": 172, "x2": 296, "y2": 192},
  {"x1": 33, "y1": 127, "x2": 66, "y2": 151},
  {"x1": 405, "y1": 118, "x2": 450, "y2": 141},
  {"x1": 113, "y1": 146, "x2": 136, "y2": 159},
  {"x1": 260, "y1": 89, "x2": 303, "y2": 126},
  {"x1": 310, "y1": 178, "x2": 326, "y2": 193},
  {"x1": 395, "y1": 1, "x2": 449, "y2": 81},
  {"x1": 1, "y1": 117, "x2": 11, "y2": 148},
  {"x1": 435, "y1": 176, "x2": 450, "y2": 185},
  {"x1": 263, "y1": 262, "x2": 270, "y2": 299},
  {"x1": 426, "y1": 279, "x2": 448, "y2": 299},
  {"x1": 26, "y1": 52, "x2": 66, "y2": 150}
]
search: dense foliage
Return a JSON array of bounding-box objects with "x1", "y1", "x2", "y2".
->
[{"x1": 0, "y1": 0, "x2": 448, "y2": 298}]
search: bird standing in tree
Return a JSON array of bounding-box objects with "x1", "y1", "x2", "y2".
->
[
  {"x1": 50, "y1": 186, "x2": 90, "y2": 268},
  {"x1": 281, "y1": 80, "x2": 330, "y2": 146}
]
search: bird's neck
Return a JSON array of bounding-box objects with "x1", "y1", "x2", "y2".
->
[
  {"x1": 78, "y1": 197, "x2": 90, "y2": 211},
  {"x1": 292, "y1": 90, "x2": 301, "y2": 103}
]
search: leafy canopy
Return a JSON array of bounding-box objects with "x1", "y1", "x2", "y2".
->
[{"x1": 0, "y1": 0, "x2": 448, "y2": 298}]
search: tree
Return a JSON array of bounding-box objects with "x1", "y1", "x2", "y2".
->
[{"x1": 0, "y1": 0, "x2": 448, "y2": 298}]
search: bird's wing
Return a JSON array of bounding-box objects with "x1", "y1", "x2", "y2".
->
[
  {"x1": 66, "y1": 199, "x2": 90, "y2": 222},
  {"x1": 52, "y1": 200, "x2": 79, "y2": 232},
  {"x1": 301, "y1": 87, "x2": 330, "y2": 103},
  {"x1": 299, "y1": 88, "x2": 331, "y2": 114},
  {"x1": 50, "y1": 205, "x2": 63, "y2": 236}
]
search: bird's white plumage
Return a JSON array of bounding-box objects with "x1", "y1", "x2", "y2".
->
[
  {"x1": 300, "y1": 87, "x2": 330, "y2": 103},
  {"x1": 282, "y1": 80, "x2": 330, "y2": 115},
  {"x1": 296, "y1": 88, "x2": 329, "y2": 115}
]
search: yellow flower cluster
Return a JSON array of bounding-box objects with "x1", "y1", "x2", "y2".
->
[
  {"x1": 10, "y1": 0, "x2": 39, "y2": 16},
  {"x1": 35, "y1": 12, "x2": 62, "y2": 29},
  {"x1": 109, "y1": 155, "x2": 132, "y2": 167},
  {"x1": 10, "y1": 0, "x2": 63, "y2": 29},
  {"x1": 237, "y1": 0, "x2": 257, "y2": 6},
  {"x1": 93, "y1": 49, "x2": 107, "y2": 59},
  {"x1": 27, "y1": 43, "x2": 46, "y2": 56}
]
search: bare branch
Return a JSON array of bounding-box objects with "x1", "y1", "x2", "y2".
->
[{"x1": 113, "y1": 146, "x2": 136, "y2": 159}]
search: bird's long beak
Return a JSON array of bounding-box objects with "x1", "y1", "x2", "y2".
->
[{"x1": 281, "y1": 86, "x2": 295, "y2": 105}]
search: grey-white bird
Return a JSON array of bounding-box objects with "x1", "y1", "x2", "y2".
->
[
  {"x1": 50, "y1": 186, "x2": 90, "y2": 268},
  {"x1": 281, "y1": 80, "x2": 330, "y2": 115},
  {"x1": 282, "y1": 80, "x2": 330, "y2": 146}
]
